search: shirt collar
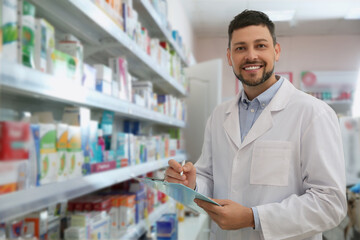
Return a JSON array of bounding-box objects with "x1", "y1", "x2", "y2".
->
[{"x1": 239, "y1": 76, "x2": 284, "y2": 109}]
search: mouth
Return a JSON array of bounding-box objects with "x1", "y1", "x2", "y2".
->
[{"x1": 242, "y1": 64, "x2": 264, "y2": 72}]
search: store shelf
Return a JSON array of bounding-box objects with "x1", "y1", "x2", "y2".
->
[
  {"x1": 121, "y1": 201, "x2": 174, "y2": 240},
  {"x1": 324, "y1": 100, "x2": 352, "y2": 105},
  {"x1": 0, "y1": 154, "x2": 186, "y2": 222},
  {"x1": 0, "y1": 61, "x2": 186, "y2": 128},
  {"x1": 133, "y1": 0, "x2": 188, "y2": 66},
  {"x1": 28, "y1": 0, "x2": 187, "y2": 97},
  {"x1": 179, "y1": 214, "x2": 209, "y2": 240}
]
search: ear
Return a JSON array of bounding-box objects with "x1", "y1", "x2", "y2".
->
[
  {"x1": 227, "y1": 48, "x2": 232, "y2": 66},
  {"x1": 274, "y1": 43, "x2": 281, "y2": 62}
]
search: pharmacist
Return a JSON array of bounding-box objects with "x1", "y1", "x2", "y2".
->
[{"x1": 165, "y1": 10, "x2": 347, "y2": 240}]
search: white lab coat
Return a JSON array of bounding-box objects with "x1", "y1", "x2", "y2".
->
[{"x1": 195, "y1": 79, "x2": 347, "y2": 240}]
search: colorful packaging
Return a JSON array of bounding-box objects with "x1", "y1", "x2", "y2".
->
[
  {"x1": 18, "y1": 0, "x2": 36, "y2": 68},
  {"x1": 0, "y1": 121, "x2": 30, "y2": 161},
  {"x1": 34, "y1": 18, "x2": 55, "y2": 72},
  {"x1": 23, "y1": 210, "x2": 48, "y2": 240},
  {"x1": 109, "y1": 57, "x2": 131, "y2": 101},
  {"x1": 66, "y1": 126, "x2": 83, "y2": 179},
  {"x1": 39, "y1": 123, "x2": 57, "y2": 185},
  {"x1": 156, "y1": 213, "x2": 178, "y2": 240},
  {"x1": 29, "y1": 124, "x2": 40, "y2": 187},
  {"x1": 82, "y1": 63, "x2": 97, "y2": 90},
  {"x1": 116, "y1": 132, "x2": 129, "y2": 167},
  {"x1": 56, "y1": 123, "x2": 68, "y2": 182},
  {"x1": 90, "y1": 160, "x2": 116, "y2": 173},
  {"x1": 2, "y1": 0, "x2": 18, "y2": 62},
  {"x1": 118, "y1": 194, "x2": 135, "y2": 236},
  {"x1": 47, "y1": 49, "x2": 77, "y2": 80}
]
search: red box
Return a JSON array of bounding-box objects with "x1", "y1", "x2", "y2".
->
[
  {"x1": 0, "y1": 122, "x2": 30, "y2": 161},
  {"x1": 90, "y1": 161, "x2": 116, "y2": 173}
]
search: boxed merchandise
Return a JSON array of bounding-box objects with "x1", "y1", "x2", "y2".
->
[
  {"x1": 33, "y1": 112, "x2": 58, "y2": 185},
  {"x1": 118, "y1": 194, "x2": 136, "y2": 236},
  {"x1": 116, "y1": 132, "x2": 129, "y2": 167},
  {"x1": 82, "y1": 63, "x2": 97, "y2": 90},
  {"x1": 156, "y1": 213, "x2": 178, "y2": 240},
  {"x1": 94, "y1": 64, "x2": 112, "y2": 95},
  {"x1": 88, "y1": 120, "x2": 100, "y2": 163},
  {"x1": 58, "y1": 34, "x2": 83, "y2": 84},
  {"x1": 29, "y1": 124, "x2": 40, "y2": 187},
  {"x1": 89, "y1": 212, "x2": 110, "y2": 240},
  {"x1": 5, "y1": 219, "x2": 24, "y2": 238},
  {"x1": 0, "y1": 121, "x2": 30, "y2": 195},
  {"x1": 64, "y1": 227, "x2": 86, "y2": 240},
  {"x1": 56, "y1": 123, "x2": 68, "y2": 182},
  {"x1": 47, "y1": 49, "x2": 77, "y2": 80},
  {"x1": 62, "y1": 107, "x2": 91, "y2": 175},
  {"x1": 18, "y1": 0, "x2": 36, "y2": 68},
  {"x1": 129, "y1": 182, "x2": 146, "y2": 223},
  {"x1": 109, "y1": 57, "x2": 131, "y2": 101},
  {"x1": 2, "y1": 0, "x2": 18, "y2": 62},
  {"x1": 23, "y1": 210, "x2": 48, "y2": 239},
  {"x1": 90, "y1": 160, "x2": 116, "y2": 173},
  {"x1": 66, "y1": 126, "x2": 83, "y2": 179},
  {"x1": 47, "y1": 217, "x2": 60, "y2": 240},
  {"x1": 34, "y1": 18, "x2": 55, "y2": 72}
]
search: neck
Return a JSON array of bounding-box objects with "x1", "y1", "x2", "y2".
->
[{"x1": 243, "y1": 75, "x2": 278, "y2": 100}]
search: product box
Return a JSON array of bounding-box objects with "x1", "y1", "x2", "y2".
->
[
  {"x1": 0, "y1": 0, "x2": 3, "y2": 54},
  {"x1": 23, "y1": 210, "x2": 48, "y2": 240},
  {"x1": 82, "y1": 63, "x2": 97, "y2": 90},
  {"x1": 64, "y1": 226, "x2": 86, "y2": 240},
  {"x1": 90, "y1": 212, "x2": 110, "y2": 240},
  {"x1": 56, "y1": 123, "x2": 68, "y2": 182},
  {"x1": 118, "y1": 194, "x2": 135, "y2": 236},
  {"x1": 38, "y1": 123, "x2": 57, "y2": 185},
  {"x1": 108, "y1": 195, "x2": 122, "y2": 239},
  {"x1": 29, "y1": 124, "x2": 40, "y2": 187},
  {"x1": 0, "y1": 121, "x2": 30, "y2": 161},
  {"x1": 116, "y1": 132, "x2": 129, "y2": 166},
  {"x1": 2, "y1": 0, "x2": 18, "y2": 62},
  {"x1": 5, "y1": 219, "x2": 24, "y2": 238},
  {"x1": 34, "y1": 18, "x2": 55, "y2": 72},
  {"x1": 18, "y1": 0, "x2": 36, "y2": 68},
  {"x1": 156, "y1": 213, "x2": 178, "y2": 240},
  {"x1": 109, "y1": 57, "x2": 131, "y2": 101},
  {"x1": 88, "y1": 120, "x2": 100, "y2": 163},
  {"x1": 47, "y1": 49, "x2": 77, "y2": 81},
  {"x1": 47, "y1": 217, "x2": 60, "y2": 240},
  {"x1": 90, "y1": 160, "x2": 116, "y2": 173},
  {"x1": 66, "y1": 126, "x2": 83, "y2": 179},
  {"x1": 57, "y1": 35, "x2": 83, "y2": 85}
]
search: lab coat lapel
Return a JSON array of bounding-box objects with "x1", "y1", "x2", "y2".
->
[
  {"x1": 223, "y1": 92, "x2": 242, "y2": 150},
  {"x1": 239, "y1": 79, "x2": 293, "y2": 150}
]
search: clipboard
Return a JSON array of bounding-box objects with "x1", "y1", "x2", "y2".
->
[{"x1": 136, "y1": 177, "x2": 221, "y2": 213}]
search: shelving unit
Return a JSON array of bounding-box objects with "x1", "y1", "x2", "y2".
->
[
  {"x1": 121, "y1": 201, "x2": 174, "y2": 240},
  {"x1": 0, "y1": 1, "x2": 190, "y2": 238},
  {"x1": 28, "y1": 0, "x2": 187, "y2": 97},
  {"x1": 0, "y1": 61, "x2": 186, "y2": 128},
  {"x1": 133, "y1": 0, "x2": 188, "y2": 66},
  {"x1": 0, "y1": 154, "x2": 185, "y2": 222}
]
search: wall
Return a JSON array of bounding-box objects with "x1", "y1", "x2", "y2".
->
[
  {"x1": 195, "y1": 35, "x2": 360, "y2": 101},
  {"x1": 167, "y1": 0, "x2": 195, "y2": 55}
]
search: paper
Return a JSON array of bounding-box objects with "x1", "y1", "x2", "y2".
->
[{"x1": 137, "y1": 177, "x2": 221, "y2": 213}]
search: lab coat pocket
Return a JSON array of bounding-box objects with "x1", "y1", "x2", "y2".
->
[{"x1": 250, "y1": 141, "x2": 292, "y2": 186}]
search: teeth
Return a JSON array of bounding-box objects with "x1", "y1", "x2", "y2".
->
[{"x1": 245, "y1": 66, "x2": 260, "y2": 70}]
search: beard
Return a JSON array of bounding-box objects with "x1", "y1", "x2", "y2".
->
[{"x1": 234, "y1": 64, "x2": 275, "y2": 87}]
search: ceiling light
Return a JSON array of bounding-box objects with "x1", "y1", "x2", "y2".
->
[
  {"x1": 263, "y1": 10, "x2": 295, "y2": 22},
  {"x1": 345, "y1": 8, "x2": 360, "y2": 20}
]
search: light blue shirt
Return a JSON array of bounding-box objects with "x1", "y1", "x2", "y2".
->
[{"x1": 238, "y1": 76, "x2": 284, "y2": 231}]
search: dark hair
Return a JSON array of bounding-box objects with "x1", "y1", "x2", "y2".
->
[{"x1": 228, "y1": 10, "x2": 276, "y2": 48}]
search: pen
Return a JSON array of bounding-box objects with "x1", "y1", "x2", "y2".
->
[{"x1": 180, "y1": 160, "x2": 185, "y2": 176}]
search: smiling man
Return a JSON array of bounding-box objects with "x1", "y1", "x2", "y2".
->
[{"x1": 166, "y1": 10, "x2": 347, "y2": 240}]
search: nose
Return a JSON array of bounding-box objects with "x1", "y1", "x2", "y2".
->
[{"x1": 245, "y1": 48, "x2": 258, "y2": 61}]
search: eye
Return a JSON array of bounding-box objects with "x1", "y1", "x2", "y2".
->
[
  {"x1": 235, "y1": 46, "x2": 245, "y2": 51},
  {"x1": 257, "y1": 44, "x2": 266, "y2": 48}
]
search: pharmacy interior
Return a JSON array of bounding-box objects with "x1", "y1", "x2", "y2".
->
[{"x1": 0, "y1": 0, "x2": 360, "y2": 239}]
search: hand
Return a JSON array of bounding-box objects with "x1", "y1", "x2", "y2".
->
[
  {"x1": 194, "y1": 198, "x2": 255, "y2": 230},
  {"x1": 165, "y1": 159, "x2": 196, "y2": 190}
]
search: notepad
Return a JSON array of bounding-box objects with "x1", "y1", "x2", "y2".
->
[{"x1": 136, "y1": 177, "x2": 221, "y2": 213}]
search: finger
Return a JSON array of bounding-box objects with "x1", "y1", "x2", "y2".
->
[
  {"x1": 210, "y1": 198, "x2": 229, "y2": 206},
  {"x1": 168, "y1": 159, "x2": 182, "y2": 173},
  {"x1": 165, "y1": 167, "x2": 186, "y2": 180},
  {"x1": 164, "y1": 175, "x2": 188, "y2": 185},
  {"x1": 194, "y1": 198, "x2": 222, "y2": 215},
  {"x1": 183, "y1": 162, "x2": 195, "y2": 173}
]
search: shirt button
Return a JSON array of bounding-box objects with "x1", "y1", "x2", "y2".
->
[
  {"x1": 262, "y1": 103, "x2": 265, "y2": 107},
  {"x1": 251, "y1": 109, "x2": 255, "y2": 113}
]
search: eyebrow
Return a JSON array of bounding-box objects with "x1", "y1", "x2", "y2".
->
[{"x1": 233, "y1": 39, "x2": 269, "y2": 46}]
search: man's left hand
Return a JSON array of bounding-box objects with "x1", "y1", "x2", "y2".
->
[{"x1": 194, "y1": 198, "x2": 255, "y2": 230}]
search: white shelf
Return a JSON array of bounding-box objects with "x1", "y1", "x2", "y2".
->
[
  {"x1": 133, "y1": 0, "x2": 188, "y2": 66},
  {"x1": 0, "y1": 154, "x2": 186, "y2": 222},
  {"x1": 28, "y1": 0, "x2": 187, "y2": 97},
  {"x1": 179, "y1": 214, "x2": 209, "y2": 240},
  {"x1": 0, "y1": 61, "x2": 186, "y2": 128},
  {"x1": 120, "y1": 201, "x2": 174, "y2": 240},
  {"x1": 324, "y1": 100, "x2": 352, "y2": 105}
]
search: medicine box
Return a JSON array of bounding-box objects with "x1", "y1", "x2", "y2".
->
[
  {"x1": 34, "y1": 18, "x2": 54, "y2": 72},
  {"x1": 2, "y1": 0, "x2": 18, "y2": 62},
  {"x1": 56, "y1": 123, "x2": 68, "y2": 182}
]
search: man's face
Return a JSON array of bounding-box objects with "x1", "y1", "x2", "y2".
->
[{"x1": 227, "y1": 25, "x2": 280, "y2": 87}]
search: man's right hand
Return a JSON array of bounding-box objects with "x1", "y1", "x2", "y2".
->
[{"x1": 165, "y1": 159, "x2": 197, "y2": 190}]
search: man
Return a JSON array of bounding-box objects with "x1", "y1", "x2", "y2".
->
[{"x1": 165, "y1": 10, "x2": 347, "y2": 240}]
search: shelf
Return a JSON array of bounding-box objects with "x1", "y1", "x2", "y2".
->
[
  {"x1": 120, "y1": 201, "x2": 174, "y2": 240},
  {"x1": 133, "y1": 0, "x2": 188, "y2": 66},
  {"x1": 0, "y1": 154, "x2": 186, "y2": 222},
  {"x1": 179, "y1": 214, "x2": 209, "y2": 240},
  {"x1": 324, "y1": 100, "x2": 352, "y2": 105},
  {"x1": 0, "y1": 61, "x2": 186, "y2": 128},
  {"x1": 28, "y1": 0, "x2": 187, "y2": 97}
]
